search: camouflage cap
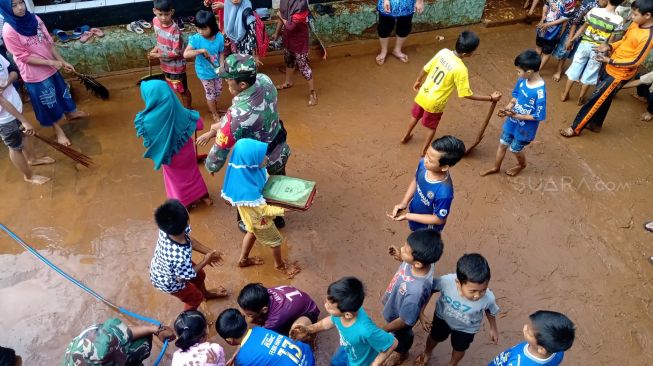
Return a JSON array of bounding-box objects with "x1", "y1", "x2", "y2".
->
[{"x1": 218, "y1": 54, "x2": 257, "y2": 79}]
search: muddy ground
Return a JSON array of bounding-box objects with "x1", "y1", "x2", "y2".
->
[{"x1": 0, "y1": 23, "x2": 652, "y2": 365}]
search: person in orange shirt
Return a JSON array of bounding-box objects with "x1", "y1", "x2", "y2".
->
[{"x1": 560, "y1": 0, "x2": 653, "y2": 137}]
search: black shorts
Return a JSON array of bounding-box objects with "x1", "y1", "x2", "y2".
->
[
  {"x1": 0, "y1": 119, "x2": 24, "y2": 150},
  {"x1": 378, "y1": 12, "x2": 413, "y2": 38},
  {"x1": 535, "y1": 36, "x2": 558, "y2": 55},
  {"x1": 429, "y1": 315, "x2": 475, "y2": 352}
]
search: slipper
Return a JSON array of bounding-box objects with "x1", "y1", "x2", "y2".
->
[
  {"x1": 52, "y1": 29, "x2": 71, "y2": 42},
  {"x1": 642, "y1": 112, "x2": 653, "y2": 121},
  {"x1": 136, "y1": 19, "x2": 152, "y2": 29},
  {"x1": 127, "y1": 21, "x2": 144, "y2": 34},
  {"x1": 559, "y1": 127, "x2": 576, "y2": 138},
  {"x1": 175, "y1": 18, "x2": 185, "y2": 30},
  {"x1": 90, "y1": 27, "x2": 104, "y2": 37},
  {"x1": 644, "y1": 221, "x2": 653, "y2": 233},
  {"x1": 71, "y1": 25, "x2": 90, "y2": 40},
  {"x1": 276, "y1": 82, "x2": 293, "y2": 90},
  {"x1": 185, "y1": 16, "x2": 195, "y2": 23},
  {"x1": 391, "y1": 52, "x2": 409, "y2": 63},
  {"x1": 375, "y1": 54, "x2": 386, "y2": 65},
  {"x1": 79, "y1": 31, "x2": 93, "y2": 43}
]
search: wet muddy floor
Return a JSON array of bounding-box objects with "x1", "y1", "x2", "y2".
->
[{"x1": 1, "y1": 23, "x2": 652, "y2": 365}]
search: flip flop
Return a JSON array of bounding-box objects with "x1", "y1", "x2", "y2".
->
[
  {"x1": 90, "y1": 27, "x2": 104, "y2": 37},
  {"x1": 127, "y1": 21, "x2": 144, "y2": 34},
  {"x1": 375, "y1": 54, "x2": 386, "y2": 65},
  {"x1": 644, "y1": 221, "x2": 653, "y2": 233},
  {"x1": 79, "y1": 31, "x2": 93, "y2": 43},
  {"x1": 391, "y1": 52, "x2": 409, "y2": 63},
  {"x1": 175, "y1": 18, "x2": 185, "y2": 30},
  {"x1": 71, "y1": 25, "x2": 90, "y2": 40},
  {"x1": 136, "y1": 20, "x2": 152, "y2": 29},
  {"x1": 52, "y1": 29, "x2": 71, "y2": 42}
]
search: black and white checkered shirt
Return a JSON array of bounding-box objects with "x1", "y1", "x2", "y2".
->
[{"x1": 149, "y1": 227, "x2": 196, "y2": 293}]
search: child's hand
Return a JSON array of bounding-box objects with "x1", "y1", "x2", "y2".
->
[
  {"x1": 536, "y1": 20, "x2": 544, "y2": 28},
  {"x1": 388, "y1": 246, "x2": 402, "y2": 261},
  {"x1": 490, "y1": 327, "x2": 499, "y2": 344},
  {"x1": 593, "y1": 44, "x2": 610, "y2": 53},
  {"x1": 497, "y1": 109, "x2": 507, "y2": 118},
  {"x1": 155, "y1": 325, "x2": 176, "y2": 342},
  {"x1": 565, "y1": 40, "x2": 574, "y2": 51},
  {"x1": 490, "y1": 91, "x2": 502, "y2": 102},
  {"x1": 206, "y1": 250, "x2": 224, "y2": 266},
  {"x1": 594, "y1": 54, "x2": 610, "y2": 63},
  {"x1": 289, "y1": 324, "x2": 310, "y2": 340},
  {"x1": 205, "y1": 348, "x2": 218, "y2": 364},
  {"x1": 200, "y1": 49, "x2": 211, "y2": 59},
  {"x1": 212, "y1": 1, "x2": 224, "y2": 10},
  {"x1": 254, "y1": 56, "x2": 264, "y2": 66},
  {"x1": 383, "y1": 0, "x2": 391, "y2": 13},
  {"x1": 62, "y1": 62, "x2": 76, "y2": 73},
  {"x1": 21, "y1": 121, "x2": 35, "y2": 136},
  {"x1": 148, "y1": 49, "x2": 161, "y2": 59},
  {"x1": 414, "y1": 0, "x2": 424, "y2": 14},
  {"x1": 413, "y1": 80, "x2": 422, "y2": 92},
  {"x1": 418, "y1": 311, "x2": 432, "y2": 332},
  {"x1": 391, "y1": 203, "x2": 407, "y2": 218},
  {"x1": 196, "y1": 129, "x2": 217, "y2": 146}
]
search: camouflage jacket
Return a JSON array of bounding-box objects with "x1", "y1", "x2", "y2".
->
[
  {"x1": 62, "y1": 318, "x2": 152, "y2": 366},
  {"x1": 205, "y1": 73, "x2": 290, "y2": 175}
]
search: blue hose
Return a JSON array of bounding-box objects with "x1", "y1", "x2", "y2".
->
[{"x1": 0, "y1": 223, "x2": 169, "y2": 365}]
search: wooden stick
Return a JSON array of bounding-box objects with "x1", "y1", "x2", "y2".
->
[{"x1": 465, "y1": 100, "x2": 498, "y2": 155}]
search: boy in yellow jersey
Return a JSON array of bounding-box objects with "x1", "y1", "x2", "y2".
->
[{"x1": 400, "y1": 31, "x2": 502, "y2": 156}]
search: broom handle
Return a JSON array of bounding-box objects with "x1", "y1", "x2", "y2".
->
[
  {"x1": 148, "y1": 57, "x2": 153, "y2": 77},
  {"x1": 473, "y1": 100, "x2": 498, "y2": 146}
]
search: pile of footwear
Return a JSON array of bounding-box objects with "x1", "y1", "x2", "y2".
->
[{"x1": 52, "y1": 25, "x2": 105, "y2": 43}]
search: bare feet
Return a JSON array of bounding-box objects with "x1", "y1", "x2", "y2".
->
[
  {"x1": 375, "y1": 52, "x2": 387, "y2": 65},
  {"x1": 391, "y1": 50, "x2": 409, "y2": 63},
  {"x1": 413, "y1": 352, "x2": 430, "y2": 366},
  {"x1": 56, "y1": 133, "x2": 72, "y2": 146},
  {"x1": 204, "y1": 286, "x2": 228, "y2": 299},
  {"x1": 308, "y1": 90, "x2": 318, "y2": 106},
  {"x1": 577, "y1": 96, "x2": 586, "y2": 106},
  {"x1": 560, "y1": 92, "x2": 569, "y2": 102},
  {"x1": 202, "y1": 196, "x2": 214, "y2": 206},
  {"x1": 24, "y1": 174, "x2": 50, "y2": 185},
  {"x1": 559, "y1": 127, "x2": 576, "y2": 138},
  {"x1": 552, "y1": 72, "x2": 561, "y2": 82},
  {"x1": 276, "y1": 261, "x2": 302, "y2": 279},
  {"x1": 29, "y1": 156, "x2": 55, "y2": 166},
  {"x1": 385, "y1": 352, "x2": 408, "y2": 366},
  {"x1": 642, "y1": 111, "x2": 653, "y2": 121},
  {"x1": 480, "y1": 167, "x2": 500, "y2": 176},
  {"x1": 505, "y1": 164, "x2": 526, "y2": 176},
  {"x1": 631, "y1": 92, "x2": 648, "y2": 103},
  {"x1": 65, "y1": 110, "x2": 89, "y2": 120},
  {"x1": 238, "y1": 256, "x2": 265, "y2": 267},
  {"x1": 400, "y1": 134, "x2": 413, "y2": 144}
]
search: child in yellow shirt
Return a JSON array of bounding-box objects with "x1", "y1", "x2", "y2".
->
[{"x1": 400, "y1": 31, "x2": 502, "y2": 156}]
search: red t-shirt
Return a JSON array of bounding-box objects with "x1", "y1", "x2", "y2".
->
[{"x1": 282, "y1": 10, "x2": 309, "y2": 54}]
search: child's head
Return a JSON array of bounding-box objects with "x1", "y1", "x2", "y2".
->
[
  {"x1": 325, "y1": 277, "x2": 365, "y2": 319},
  {"x1": 194, "y1": 9, "x2": 220, "y2": 37},
  {"x1": 425, "y1": 135, "x2": 466, "y2": 173},
  {"x1": 216, "y1": 308, "x2": 248, "y2": 345},
  {"x1": 608, "y1": 0, "x2": 625, "y2": 6},
  {"x1": 455, "y1": 253, "x2": 491, "y2": 301},
  {"x1": 524, "y1": 311, "x2": 576, "y2": 356},
  {"x1": 455, "y1": 30, "x2": 480, "y2": 56},
  {"x1": 402, "y1": 229, "x2": 444, "y2": 269},
  {"x1": 154, "y1": 199, "x2": 189, "y2": 236},
  {"x1": 514, "y1": 49, "x2": 541, "y2": 79},
  {"x1": 153, "y1": 0, "x2": 174, "y2": 26},
  {"x1": 237, "y1": 283, "x2": 270, "y2": 323},
  {"x1": 7, "y1": 0, "x2": 27, "y2": 17},
  {"x1": 174, "y1": 310, "x2": 208, "y2": 352},
  {"x1": 631, "y1": 0, "x2": 653, "y2": 24}
]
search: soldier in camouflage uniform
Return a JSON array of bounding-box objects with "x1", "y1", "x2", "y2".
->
[
  {"x1": 62, "y1": 318, "x2": 174, "y2": 366},
  {"x1": 198, "y1": 54, "x2": 290, "y2": 230}
]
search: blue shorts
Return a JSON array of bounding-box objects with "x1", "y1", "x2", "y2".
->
[
  {"x1": 25, "y1": 72, "x2": 76, "y2": 127},
  {"x1": 500, "y1": 130, "x2": 530, "y2": 153},
  {"x1": 565, "y1": 41, "x2": 601, "y2": 85}
]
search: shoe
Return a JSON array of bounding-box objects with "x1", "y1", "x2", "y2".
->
[
  {"x1": 274, "y1": 216, "x2": 286, "y2": 229},
  {"x1": 71, "y1": 25, "x2": 90, "y2": 40},
  {"x1": 238, "y1": 220, "x2": 247, "y2": 233}
]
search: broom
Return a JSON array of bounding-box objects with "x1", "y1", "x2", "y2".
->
[
  {"x1": 32, "y1": 132, "x2": 93, "y2": 167},
  {"x1": 73, "y1": 71, "x2": 109, "y2": 100},
  {"x1": 138, "y1": 57, "x2": 166, "y2": 85}
]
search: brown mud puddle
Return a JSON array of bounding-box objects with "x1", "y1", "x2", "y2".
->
[{"x1": 0, "y1": 24, "x2": 652, "y2": 365}]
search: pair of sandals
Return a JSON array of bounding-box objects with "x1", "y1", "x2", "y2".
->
[
  {"x1": 126, "y1": 20, "x2": 152, "y2": 34},
  {"x1": 53, "y1": 26, "x2": 104, "y2": 43},
  {"x1": 375, "y1": 51, "x2": 409, "y2": 65}
]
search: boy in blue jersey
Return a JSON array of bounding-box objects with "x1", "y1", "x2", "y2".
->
[
  {"x1": 489, "y1": 310, "x2": 575, "y2": 366},
  {"x1": 381, "y1": 229, "x2": 444, "y2": 366},
  {"x1": 216, "y1": 308, "x2": 315, "y2": 366},
  {"x1": 290, "y1": 277, "x2": 398, "y2": 366},
  {"x1": 481, "y1": 50, "x2": 547, "y2": 177},
  {"x1": 389, "y1": 135, "x2": 466, "y2": 232}
]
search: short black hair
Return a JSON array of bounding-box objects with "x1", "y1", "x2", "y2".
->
[
  {"x1": 154, "y1": 199, "x2": 188, "y2": 236},
  {"x1": 634, "y1": 0, "x2": 653, "y2": 15},
  {"x1": 234, "y1": 74, "x2": 257, "y2": 86},
  {"x1": 431, "y1": 135, "x2": 466, "y2": 167},
  {"x1": 327, "y1": 277, "x2": 365, "y2": 313},
  {"x1": 456, "y1": 253, "x2": 491, "y2": 284},
  {"x1": 194, "y1": 9, "x2": 220, "y2": 35},
  {"x1": 407, "y1": 229, "x2": 444, "y2": 265},
  {"x1": 529, "y1": 311, "x2": 576, "y2": 354},
  {"x1": 609, "y1": 0, "x2": 625, "y2": 6},
  {"x1": 514, "y1": 49, "x2": 541, "y2": 72},
  {"x1": 174, "y1": 310, "x2": 207, "y2": 352},
  {"x1": 216, "y1": 308, "x2": 248, "y2": 340},
  {"x1": 237, "y1": 283, "x2": 270, "y2": 312},
  {"x1": 153, "y1": 0, "x2": 173, "y2": 11},
  {"x1": 455, "y1": 30, "x2": 480, "y2": 54}
]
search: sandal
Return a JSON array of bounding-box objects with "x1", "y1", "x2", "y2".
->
[
  {"x1": 71, "y1": 25, "x2": 90, "y2": 40},
  {"x1": 136, "y1": 20, "x2": 152, "y2": 29},
  {"x1": 391, "y1": 51, "x2": 409, "y2": 63},
  {"x1": 276, "y1": 82, "x2": 293, "y2": 90},
  {"x1": 79, "y1": 31, "x2": 93, "y2": 43},
  {"x1": 90, "y1": 27, "x2": 105, "y2": 37},
  {"x1": 308, "y1": 90, "x2": 318, "y2": 106},
  {"x1": 559, "y1": 127, "x2": 576, "y2": 138},
  {"x1": 127, "y1": 21, "x2": 144, "y2": 34},
  {"x1": 52, "y1": 29, "x2": 71, "y2": 42},
  {"x1": 175, "y1": 18, "x2": 185, "y2": 30},
  {"x1": 375, "y1": 53, "x2": 386, "y2": 66}
]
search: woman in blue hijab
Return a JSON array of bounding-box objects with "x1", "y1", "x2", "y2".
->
[{"x1": 223, "y1": 0, "x2": 258, "y2": 60}]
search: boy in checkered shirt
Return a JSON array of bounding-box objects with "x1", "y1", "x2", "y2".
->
[{"x1": 149, "y1": 199, "x2": 227, "y2": 310}]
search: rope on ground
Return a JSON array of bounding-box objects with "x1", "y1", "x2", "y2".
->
[{"x1": 0, "y1": 223, "x2": 169, "y2": 365}]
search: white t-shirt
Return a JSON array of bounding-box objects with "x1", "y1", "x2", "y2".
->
[{"x1": 0, "y1": 55, "x2": 22, "y2": 125}]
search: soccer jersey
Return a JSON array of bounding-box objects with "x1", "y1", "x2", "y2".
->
[
  {"x1": 414, "y1": 48, "x2": 472, "y2": 113},
  {"x1": 382, "y1": 262, "x2": 435, "y2": 326},
  {"x1": 581, "y1": 7, "x2": 623, "y2": 45},
  {"x1": 488, "y1": 342, "x2": 564, "y2": 366},
  {"x1": 235, "y1": 327, "x2": 314, "y2": 366},
  {"x1": 539, "y1": 0, "x2": 575, "y2": 40},
  {"x1": 331, "y1": 308, "x2": 396, "y2": 366},
  {"x1": 408, "y1": 159, "x2": 454, "y2": 232},
  {"x1": 149, "y1": 226, "x2": 195, "y2": 293},
  {"x1": 503, "y1": 78, "x2": 547, "y2": 142},
  {"x1": 264, "y1": 285, "x2": 320, "y2": 332},
  {"x1": 432, "y1": 274, "x2": 500, "y2": 334},
  {"x1": 606, "y1": 22, "x2": 653, "y2": 80}
]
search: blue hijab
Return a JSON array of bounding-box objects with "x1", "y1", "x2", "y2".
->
[
  {"x1": 224, "y1": 0, "x2": 255, "y2": 43},
  {"x1": 134, "y1": 80, "x2": 200, "y2": 170},
  {"x1": 0, "y1": 0, "x2": 38, "y2": 37},
  {"x1": 221, "y1": 139, "x2": 268, "y2": 206}
]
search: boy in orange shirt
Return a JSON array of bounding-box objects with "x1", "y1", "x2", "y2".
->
[{"x1": 560, "y1": 0, "x2": 653, "y2": 137}]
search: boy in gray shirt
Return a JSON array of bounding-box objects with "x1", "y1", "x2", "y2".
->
[
  {"x1": 415, "y1": 253, "x2": 500, "y2": 366},
  {"x1": 381, "y1": 229, "x2": 444, "y2": 366}
]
